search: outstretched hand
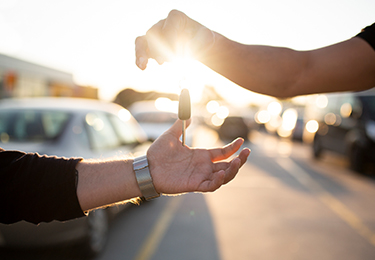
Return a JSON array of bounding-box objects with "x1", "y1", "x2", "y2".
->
[
  {"x1": 147, "y1": 120, "x2": 250, "y2": 195},
  {"x1": 135, "y1": 10, "x2": 215, "y2": 70}
]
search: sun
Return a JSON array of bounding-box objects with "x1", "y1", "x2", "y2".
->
[{"x1": 143, "y1": 57, "x2": 207, "y2": 103}]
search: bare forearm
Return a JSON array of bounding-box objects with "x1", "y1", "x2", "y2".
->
[
  {"x1": 198, "y1": 32, "x2": 308, "y2": 97},
  {"x1": 136, "y1": 10, "x2": 375, "y2": 97},
  {"x1": 76, "y1": 159, "x2": 142, "y2": 212},
  {"x1": 199, "y1": 33, "x2": 375, "y2": 97}
]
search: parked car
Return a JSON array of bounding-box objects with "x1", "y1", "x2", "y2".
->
[
  {"x1": 128, "y1": 100, "x2": 176, "y2": 141},
  {"x1": 129, "y1": 100, "x2": 194, "y2": 145},
  {"x1": 306, "y1": 90, "x2": 375, "y2": 173},
  {"x1": 133, "y1": 110, "x2": 178, "y2": 141},
  {"x1": 291, "y1": 117, "x2": 305, "y2": 140},
  {"x1": 277, "y1": 107, "x2": 305, "y2": 141},
  {"x1": 218, "y1": 116, "x2": 249, "y2": 141},
  {"x1": 0, "y1": 97, "x2": 149, "y2": 257}
]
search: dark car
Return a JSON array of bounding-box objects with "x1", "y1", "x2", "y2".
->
[
  {"x1": 218, "y1": 116, "x2": 249, "y2": 141},
  {"x1": 307, "y1": 91, "x2": 375, "y2": 173},
  {"x1": 0, "y1": 97, "x2": 149, "y2": 256}
]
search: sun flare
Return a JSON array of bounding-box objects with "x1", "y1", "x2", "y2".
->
[{"x1": 147, "y1": 58, "x2": 207, "y2": 103}]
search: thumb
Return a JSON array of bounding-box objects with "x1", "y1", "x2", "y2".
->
[{"x1": 166, "y1": 119, "x2": 192, "y2": 138}]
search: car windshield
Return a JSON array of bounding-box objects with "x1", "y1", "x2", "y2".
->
[
  {"x1": 360, "y1": 96, "x2": 375, "y2": 120},
  {"x1": 0, "y1": 110, "x2": 71, "y2": 143}
]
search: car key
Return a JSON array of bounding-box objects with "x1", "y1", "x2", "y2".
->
[{"x1": 178, "y1": 88, "x2": 191, "y2": 146}]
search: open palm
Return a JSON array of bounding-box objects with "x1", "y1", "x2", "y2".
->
[{"x1": 147, "y1": 120, "x2": 250, "y2": 195}]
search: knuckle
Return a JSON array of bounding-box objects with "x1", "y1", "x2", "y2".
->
[
  {"x1": 168, "y1": 9, "x2": 182, "y2": 17},
  {"x1": 135, "y1": 36, "x2": 143, "y2": 45},
  {"x1": 146, "y1": 20, "x2": 163, "y2": 36},
  {"x1": 167, "y1": 10, "x2": 186, "y2": 27}
]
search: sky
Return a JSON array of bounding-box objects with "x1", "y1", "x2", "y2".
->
[{"x1": 0, "y1": 0, "x2": 374, "y2": 105}]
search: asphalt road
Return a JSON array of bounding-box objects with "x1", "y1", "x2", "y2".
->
[
  {"x1": 96, "y1": 128, "x2": 375, "y2": 260},
  {"x1": 2, "y1": 128, "x2": 375, "y2": 260}
]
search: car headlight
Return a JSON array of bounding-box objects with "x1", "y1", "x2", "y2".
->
[{"x1": 366, "y1": 120, "x2": 375, "y2": 142}]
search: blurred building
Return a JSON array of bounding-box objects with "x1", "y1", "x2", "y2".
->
[{"x1": 0, "y1": 53, "x2": 97, "y2": 99}]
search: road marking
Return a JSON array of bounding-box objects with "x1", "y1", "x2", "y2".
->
[
  {"x1": 276, "y1": 157, "x2": 375, "y2": 247},
  {"x1": 134, "y1": 196, "x2": 183, "y2": 260}
]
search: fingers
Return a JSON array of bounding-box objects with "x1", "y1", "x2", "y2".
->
[
  {"x1": 197, "y1": 170, "x2": 225, "y2": 192},
  {"x1": 198, "y1": 148, "x2": 250, "y2": 192},
  {"x1": 209, "y1": 138, "x2": 244, "y2": 162},
  {"x1": 223, "y1": 148, "x2": 251, "y2": 184},
  {"x1": 135, "y1": 36, "x2": 149, "y2": 70},
  {"x1": 212, "y1": 148, "x2": 250, "y2": 184},
  {"x1": 197, "y1": 147, "x2": 250, "y2": 192},
  {"x1": 135, "y1": 19, "x2": 171, "y2": 70},
  {"x1": 146, "y1": 20, "x2": 169, "y2": 64},
  {"x1": 198, "y1": 148, "x2": 250, "y2": 191},
  {"x1": 238, "y1": 148, "x2": 251, "y2": 166},
  {"x1": 135, "y1": 10, "x2": 198, "y2": 70},
  {"x1": 162, "y1": 10, "x2": 188, "y2": 56}
]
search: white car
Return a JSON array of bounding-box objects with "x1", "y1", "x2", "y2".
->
[
  {"x1": 0, "y1": 97, "x2": 150, "y2": 257},
  {"x1": 129, "y1": 100, "x2": 194, "y2": 145},
  {"x1": 133, "y1": 110, "x2": 178, "y2": 141}
]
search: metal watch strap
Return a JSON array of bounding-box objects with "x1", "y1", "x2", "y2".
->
[{"x1": 133, "y1": 155, "x2": 160, "y2": 200}]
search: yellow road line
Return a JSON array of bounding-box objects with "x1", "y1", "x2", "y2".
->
[
  {"x1": 134, "y1": 196, "x2": 183, "y2": 260},
  {"x1": 276, "y1": 158, "x2": 375, "y2": 247}
]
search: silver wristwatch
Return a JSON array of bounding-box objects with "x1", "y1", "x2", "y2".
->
[{"x1": 133, "y1": 155, "x2": 160, "y2": 200}]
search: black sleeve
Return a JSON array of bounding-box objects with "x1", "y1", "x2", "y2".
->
[
  {"x1": 0, "y1": 149, "x2": 85, "y2": 224},
  {"x1": 356, "y1": 23, "x2": 375, "y2": 51}
]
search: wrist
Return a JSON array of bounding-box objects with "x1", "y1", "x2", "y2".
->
[
  {"x1": 189, "y1": 27, "x2": 216, "y2": 61},
  {"x1": 195, "y1": 30, "x2": 222, "y2": 63},
  {"x1": 133, "y1": 155, "x2": 160, "y2": 200}
]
